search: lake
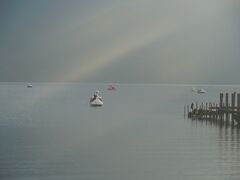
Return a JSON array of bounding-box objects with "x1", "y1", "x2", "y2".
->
[{"x1": 0, "y1": 83, "x2": 240, "y2": 180}]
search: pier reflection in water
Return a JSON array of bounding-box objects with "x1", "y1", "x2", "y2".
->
[{"x1": 189, "y1": 117, "x2": 240, "y2": 179}]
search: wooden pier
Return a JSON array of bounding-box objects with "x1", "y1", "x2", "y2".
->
[{"x1": 184, "y1": 92, "x2": 240, "y2": 127}]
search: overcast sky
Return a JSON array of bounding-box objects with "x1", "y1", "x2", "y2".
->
[{"x1": 1, "y1": 0, "x2": 240, "y2": 84}]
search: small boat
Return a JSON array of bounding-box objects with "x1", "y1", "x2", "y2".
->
[
  {"x1": 197, "y1": 89, "x2": 206, "y2": 94},
  {"x1": 90, "y1": 91, "x2": 103, "y2": 106},
  {"x1": 192, "y1": 87, "x2": 206, "y2": 94},
  {"x1": 27, "y1": 83, "x2": 33, "y2": 88},
  {"x1": 107, "y1": 85, "x2": 116, "y2": 91}
]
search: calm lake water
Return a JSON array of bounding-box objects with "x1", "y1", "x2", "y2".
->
[{"x1": 0, "y1": 83, "x2": 240, "y2": 180}]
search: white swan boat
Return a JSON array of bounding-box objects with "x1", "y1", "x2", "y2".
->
[{"x1": 90, "y1": 91, "x2": 103, "y2": 106}]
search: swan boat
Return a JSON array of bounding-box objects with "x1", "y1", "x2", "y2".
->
[{"x1": 90, "y1": 91, "x2": 103, "y2": 106}]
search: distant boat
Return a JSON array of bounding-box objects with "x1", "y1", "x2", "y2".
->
[
  {"x1": 27, "y1": 83, "x2": 33, "y2": 88},
  {"x1": 192, "y1": 87, "x2": 206, "y2": 94},
  {"x1": 107, "y1": 85, "x2": 116, "y2": 91},
  {"x1": 197, "y1": 89, "x2": 206, "y2": 94},
  {"x1": 90, "y1": 91, "x2": 103, "y2": 106}
]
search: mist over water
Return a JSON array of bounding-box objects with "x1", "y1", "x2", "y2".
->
[{"x1": 0, "y1": 83, "x2": 240, "y2": 180}]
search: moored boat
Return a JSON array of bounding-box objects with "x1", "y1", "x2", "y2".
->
[
  {"x1": 192, "y1": 87, "x2": 206, "y2": 94},
  {"x1": 27, "y1": 83, "x2": 33, "y2": 88},
  {"x1": 197, "y1": 88, "x2": 206, "y2": 94}
]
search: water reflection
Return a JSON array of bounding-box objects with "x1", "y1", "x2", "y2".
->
[
  {"x1": 218, "y1": 125, "x2": 240, "y2": 179},
  {"x1": 190, "y1": 117, "x2": 240, "y2": 129},
  {"x1": 189, "y1": 118, "x2": 240, "y2": 179}
]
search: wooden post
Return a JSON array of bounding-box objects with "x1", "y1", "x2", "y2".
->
[
  {"x1": 231, "y1": 92, "x2": 236, "y2": 122},
  {"x1": 219, "y1": 92, "x2": 223, "y2": 121},
  {"x1": 232, "y1": 92, "x2": 236, "y2": 110},
  {"x1": 220, "y1": 92, "x2": 223, "y2": 109},
  {"x1": 237, "y1": 93, "x2": 240, "y2": 112},
  {"x1": 215, "y1": 104, "x2": 218, "y2": 119},
  {"x1": 226, "y1": 93, "x2": 229, "y2": 121},
  {"x1": 225, "y1": 93, "x2": 229, "y2": 109}
]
